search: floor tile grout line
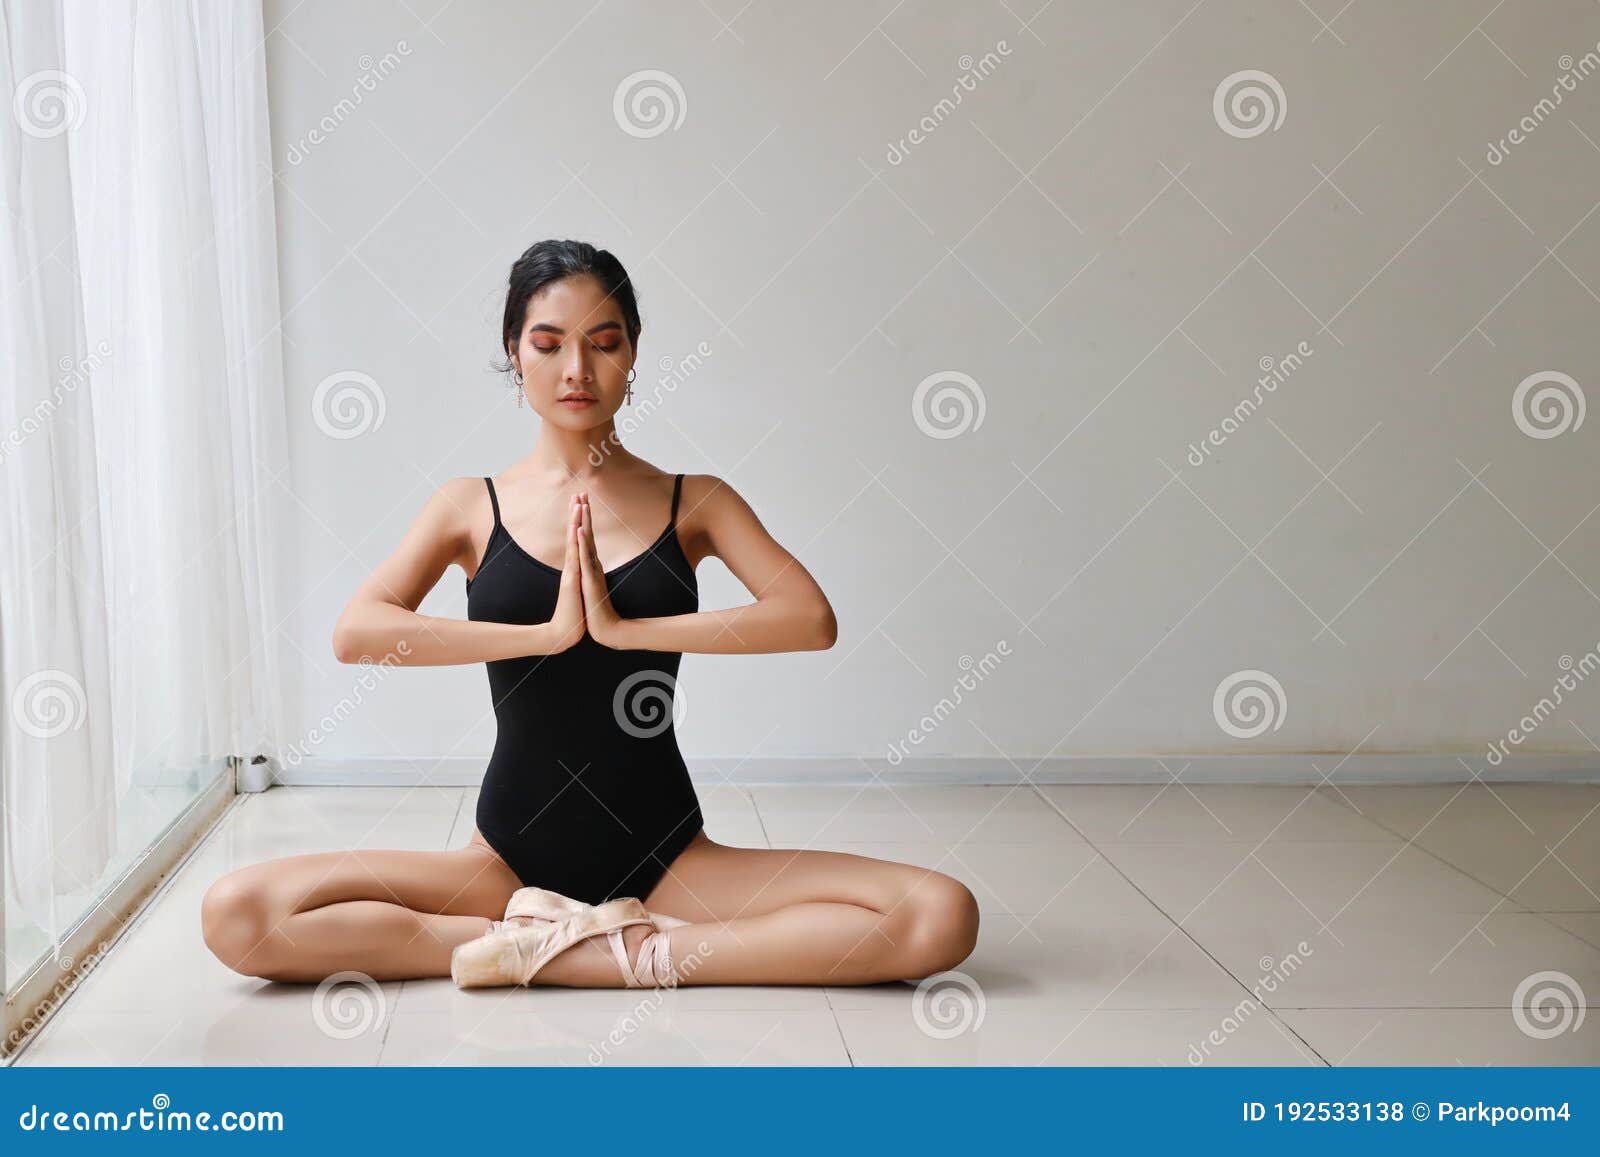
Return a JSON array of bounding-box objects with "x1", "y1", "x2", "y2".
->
[
  {"x1": 1315, "y1": 784, "x2": 1590, "y2": 923},
  {"x1": 1536, "y1": 916, "x2": 1600, "y2": 952},
  {"x1": 1026, "y1": 783, "x2": 1330, "y2": 1066},
  {"x1": 395, "y1": 786, "x2": 470, "y2": 1020},
  {"x1": 376, "y1": 998, "x2": 400, "y2": 1065},
  {"x1": 24, "y1": 785, "x2": 1597, "y2": 1064},
  {"x1": 1258, "y1": 1006, "x2": 1333, "y2": 1067},
  {"x1": 1087, "y1": 781, "x2": 1531, "y2": 916},
  {"x1": 825, "y1": 998, "x2": 856, "y2": 1068},
  {"x1": 745, "y1": 784, "x2": 776, "y2": 849}
]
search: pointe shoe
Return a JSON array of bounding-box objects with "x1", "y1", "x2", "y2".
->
[
  {"x1": 490, "y1": 885, "x2": 600, "y2": 932},
  {"x1": 594, "y1": 904, "x2": 689, "y2": 988},
  {"x1": 452, "y1": 886, "x2": 693, "y2": 989},
  {"x1": 583, "y1": 902, "x2": 691, "y2": 989},
  {"x1": 494, "y1": 885, "x2": 689, "y2": 934},
  {"x1": 451, "y1": 895, "x2": 654, "y2": 988}
]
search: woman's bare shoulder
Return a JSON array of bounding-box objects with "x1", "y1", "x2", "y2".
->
[
  {"x1": 428, "y1": 475, "x2": 495, "y2": 572},
  {"x1": 674, "y1": 472, "x2": 768, "y2": 548}
]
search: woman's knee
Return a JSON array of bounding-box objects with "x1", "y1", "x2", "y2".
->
[
  {"x1": 900, "y1": 872, "x2": 980, "y2": 977},
  {"x1": 200, "y1": 870, "x2": 284, "y2": 977}
]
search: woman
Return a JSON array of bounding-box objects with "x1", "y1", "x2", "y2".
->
[{"x1": 201, "y1": 239, "x2": 979, "y2": 990}]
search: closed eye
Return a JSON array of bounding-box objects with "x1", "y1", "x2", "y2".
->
[{"x1": 531, "y1": 340, "x2": 621, "y2": 353}]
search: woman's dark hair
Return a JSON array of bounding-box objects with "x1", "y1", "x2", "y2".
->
[{"x1": 494, "y1": 239, "x2": 641, "y2": 378}]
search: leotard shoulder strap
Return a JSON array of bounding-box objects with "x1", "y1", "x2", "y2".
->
[{"x1": 483, "y1": 476, "x2": 502, "y2": 529}]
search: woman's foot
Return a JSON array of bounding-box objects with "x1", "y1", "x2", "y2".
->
[
  {"x1": 451, "y1": 895, "x2": 652, "y2": 988},
  {"x1": 451, "y1": 888, "x2": 686, "y2": 989}
]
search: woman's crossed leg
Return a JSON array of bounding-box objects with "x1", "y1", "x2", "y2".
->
[
  {"x1": 202, "y1": 829, "x2": 979, "y2": 988},
  {"x1": 531, "y1": 830, "x2": 980, "y2": 988},
  {"x1": 201, "y1": 830, "x2": 518, "y2": 982}
]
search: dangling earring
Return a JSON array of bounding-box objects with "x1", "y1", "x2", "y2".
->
[
  {"x1": 624, "y1": 367, "x2": 636, "y2": 404},
  {"x1": 514, "y1": 371, "x2": 524, "y2": 408}
]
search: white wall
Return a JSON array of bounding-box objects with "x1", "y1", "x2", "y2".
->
[{"x1": 265, "y1": 0, "x2": 1600, "y2": 778}]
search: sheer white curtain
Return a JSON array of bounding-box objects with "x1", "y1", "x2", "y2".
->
[{"x1": 1, "y1": 0, "x2": 290, "y2": 956}]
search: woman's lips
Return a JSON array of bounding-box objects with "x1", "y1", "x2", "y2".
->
[{"x1": 558, "y1": 396, "x2": 596, "y2": 407}]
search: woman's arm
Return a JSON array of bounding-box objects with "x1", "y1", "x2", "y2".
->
[
  {"x1": 585, "y1": 474, "x2": 837, "y2": 655},
  {"x1": 331, "y1": 478, "x2": 576, "y2": 666}
]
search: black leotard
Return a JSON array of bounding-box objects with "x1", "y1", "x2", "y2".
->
[{"x1": 465, "y1": 472, "x2": 704, "y2": 904}]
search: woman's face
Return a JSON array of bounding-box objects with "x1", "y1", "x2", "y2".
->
[{"x1": 509, "y1": 274, "x2": 634, "y2": 427}]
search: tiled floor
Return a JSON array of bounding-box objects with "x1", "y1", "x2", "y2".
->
[{"x1": 11, "y1": 782, "x2": 1599, "y2": 1066}]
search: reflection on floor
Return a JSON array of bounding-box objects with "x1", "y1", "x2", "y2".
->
[{"x1": 13, "y1": 782, "x2": 1600, "y2": 1066}]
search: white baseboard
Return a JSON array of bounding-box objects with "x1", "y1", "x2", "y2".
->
[{"x1": 269, "y1": 753, "x2": 1600, "y2": 787}]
